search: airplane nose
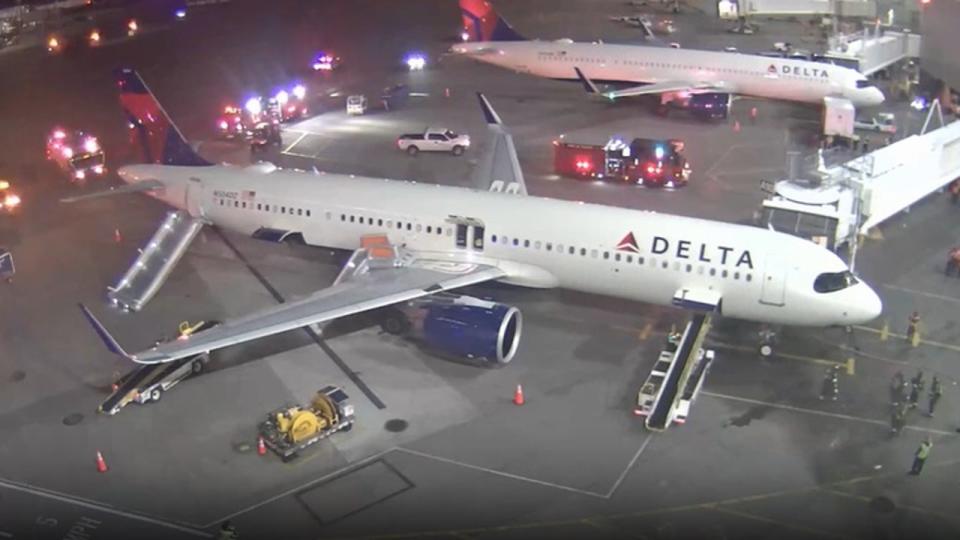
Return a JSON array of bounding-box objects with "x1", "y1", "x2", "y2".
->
[
  {"x1": 870, "y1": 88, "x2": 885, "y2": 106},
  {"x1": 853, "y1": 283, "x2": 883, "y2": 324}
]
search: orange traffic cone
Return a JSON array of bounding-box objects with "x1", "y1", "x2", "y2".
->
[
  {"x1": 110, "y1": 382, "x2": 118, "y2": 393},
  {"x1": 95, "y1": 451, "x2": 108, "y2": 473},
  {"x1": 733, "y1": 120, "x2": 741, "y2": 133},
  {"x1": 257, "y1": 436, "x2": 267, "y2": 456},
  {"x1": 513, "y1": 384, "x2": 525, "y2": 406},
  {"x1": 114, "y1": 228, "x2": 122, "y2": 243}
]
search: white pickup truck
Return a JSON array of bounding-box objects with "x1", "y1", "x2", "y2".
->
[
  {"x1": 396, "y1": 128, "x2": 470, "y2": 156},
  {"x1": 854, "y1": 112, "x2": 897, "y2": 135}
]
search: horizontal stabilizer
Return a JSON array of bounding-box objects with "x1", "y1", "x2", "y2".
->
[{"x1": 60, "y1": 179, "x2": 165, "y2": 203}]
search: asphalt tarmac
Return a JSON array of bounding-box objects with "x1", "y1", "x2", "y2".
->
[{"x1": 0, "y1": 1, "x2": 958, "y2": 539}]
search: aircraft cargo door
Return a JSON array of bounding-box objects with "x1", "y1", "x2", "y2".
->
[{"x1": 759, "y1": 257, "x2": 787, "y2": 306}]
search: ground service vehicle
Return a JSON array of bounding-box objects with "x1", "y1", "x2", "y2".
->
[
  {"x1": 250, "y1": 122, "x2": 282, "y2": 153},
  {"x1": 0, "y1": 248, "x2": 13, "y2": 282},
  {"x1": 98, "y1": 321, "x2": 218, "y2": 415},
  {"x1": 554, "y1": 137, "x2": 691, "y2": 188},
  {"x1": 854, "y1": 112, "x2": 897, "y2": 135},
  {"x1": 0, "y1": 180, "x2": 21, "y2": 215},
  {"x1": 217, "y1": 105, "x2": 248, "y2": 139},
  {"x1": 259, "y1": 386, "x2": 355, "y2": 462},
  {"x1": 311, "y1": 51, "x2": 341, "y2": 71},
  {"x1": 397, "y1": 128, "x2": 470, "y2": 156},
  {"x1": 45, "y1": 128, "x2": 106, "y2": 182},
  {"x1": 381, "y1": 84, "x2": 410, "y2": 111},
  {"x1": 346, "y1": 94, "x2": 367, "y2": 115}
]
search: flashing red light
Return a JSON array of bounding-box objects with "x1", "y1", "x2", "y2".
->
[
  {"x1": 574, "y1": 158, "x2": 593, "y2": 172},
  {"x1": 921, "y1": 0, "x2": 931, "y2": 4},
  {"x1": 646, "y1": 163, "x2": 657, "y2": 174}
]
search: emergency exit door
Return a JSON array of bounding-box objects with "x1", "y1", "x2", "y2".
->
[
  {"x1": 452, "y1": 217, "x2": 484, "y2": 252},
  {"x1": 759, "y1": 257, "x2": 787, "y2": 306}
]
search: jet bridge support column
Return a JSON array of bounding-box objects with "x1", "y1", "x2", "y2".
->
[{"x1": 645, "y1": 313, "x2": 713, "y2": 431}]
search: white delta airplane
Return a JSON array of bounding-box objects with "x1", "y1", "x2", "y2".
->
[
  {"x1": 79, "y1": 68, "x2": 880, "y2": 367},
  {"x1": 452, "y1": 0, "x2": 885, "y2": 113}
]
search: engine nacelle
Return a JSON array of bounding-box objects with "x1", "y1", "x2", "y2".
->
[{"x1": 384, "y1": 294, "x2": 522, "y2": 364}]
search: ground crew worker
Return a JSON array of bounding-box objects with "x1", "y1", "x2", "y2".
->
[
  {"x1": 218, "y1": 521, "x2": 239, "y2": 540},
  {"x1": 949, "y1": 179, "x2": 960, "y2": 205},
  {"x1": 749, "y1": 106, "x2": 758, "y2": 124},
  {"x1": 819, "y1": 365, "x2": 840, "y2": 401},
  {"x1": 909, "y1": 370, "x2": 925, "y2": 409},
  {"x1": 666, "y1": 330, "x2": 681, "y2": 352},
  {"x1": 906, "y1": 311, "x2": 920, "y2": 341},
  {"x1": 890, "y1": 371, "x2": 905, "y2": 406},
  {"x1": 928, "y1": 375, "x2": 943, "y2": 417},
  {"x1": 909, "y1": 438, "x2": 933, "y2": 475},
  {"x1": 948, "y1": 247, "x2": 960, "y2": 276},
  {"x1": 891, "y1": 403, "x2": 907, "y2": 436}
]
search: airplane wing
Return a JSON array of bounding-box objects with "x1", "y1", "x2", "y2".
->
[
  {"x1": 60, "y1": 179, "x2": 165, "y2": 203},
  {"x1": 574, "y1": 67, "x2": 736, "y2": 100},
  {"x1": 472, "y1": 93, "x2": 528, "y2": 195},
  {"x1": 82, "y1": 242, "x2": 506, "y2": 364}
]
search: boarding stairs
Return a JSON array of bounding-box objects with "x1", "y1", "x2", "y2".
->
[
  {"x1": 645, "y1": 313, "x2": 713, "y2": 431},
  {"x1": 107, "y1": 210, "x2": 205, "y2": 312}
]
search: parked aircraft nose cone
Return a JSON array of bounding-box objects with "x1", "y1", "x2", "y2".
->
[{"x1": 851, "y1": 283, "x2": 883, "y2": 324}]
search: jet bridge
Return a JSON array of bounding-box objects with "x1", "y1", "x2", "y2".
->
[
  {"x1": 107, "y1": 210, "x2": 205, "y2": 312},
  {"x1": 826, "y1": 27, "x2": 920, "y2": 76},
  {"x1": 761, "y1": 109, "x2": 960, "y2": 255},
  {"x1": 640, "y1": 313, "x2": 713, "y2": 431}
]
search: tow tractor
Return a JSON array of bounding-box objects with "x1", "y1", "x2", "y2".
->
[
  {"x1": 634, "y1": 314, "x2": 714, "y2": 429},
  {"x1": 553, "y1": 136, "x2": 691, "y2": 188},
  {"x1": 258, "y1": 386, "x2": 355, "y2": 462},
  {"x1": 98, "y1": 321, "x2": 218, "y2": 415},
  {"x1": 45, "y1": 128, "x2": 106, "y2": 182},
  {"x1": 250, "y1": 121, "x2": 282, "y2": 153}
]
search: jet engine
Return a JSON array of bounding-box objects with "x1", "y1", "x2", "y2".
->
[{"x1": 380, "y1": 293, "x2": 522, "y2": 364}]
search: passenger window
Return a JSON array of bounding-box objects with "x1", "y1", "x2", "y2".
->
[
  {"x1": 722, "y1": 270, "x2": 728, "y2": 278},
  {"x1": 492, "y1": 234, "x2": 498, "y2": 243},
  {"x1": 746, "y1": 274, "x2": 752, "y2": 282},
  {"x1": 349, "y1": 215, "x2": 354, "y2": 222},
  {"x1": 406, "y1": 223, "x2": 412, "y2": 231},
  {"x1": 614, "y1": 253, "x2": 621, "y2": 262},
  {"x1": 297, "y1": 209, "x2": 303, "y2": 216},
  {"x1": 256, "y1": 203, "x2": 261, "y2": 210},
  {"x1": 591, "y1": 250, "x2": 598, "y2": 258},
  {"x1": 603, "y1": 252, "x2": 610, "y2": 260},
  {"x1": 341, "y1": 214, "x2": 346, "y2": 221},
  {"x1": 524, "y1": 240, "x2": 531, "y2": 248},
  {"x1": 378, "y1": 219, "x2": 384, "y2": 226},
  {"x1": 242, "y1": 202, "x2": 247, "y2": 209},
  {"x1": 234, "y1": 201, "x2": 239, "y2": 207},
  {"x1": 306, "y1": 210, "x2": 311, "y2": 217},
  {"x1": 662, "y1": 261, "x2": 668, "y2": 269},
  {"x1": 626, "y1": 255, "x2": 633, "y2": 263},
  {"x1": 686, "y1": 264, "x2": 692, "y2": 272},
  {"x1": 416, "y1": 224, "x2": 422, "y2": 232},
  {"x1": 639, "y1": 257, "x2": 645, "y2": 265},
  {"x1": 710, "y1": 268, "x2": 716, "y2": 276},
  {"x1": 427, "y1": 226, "x2": 432, "y2": 233},
  {"x1": 513, "y1": 238, "x2": 519, "y2": 246},
  {"x1": 569, "y1": 246, "x2": 576, "y2": 255},
  {"x1": 397, "y1": 221, "x2": 402, "y2": 229},
  {"x1": 580, "y1": 248, "x2": 586, "y2": 256},
  {"x1": 535, "y1": 241, "x2": 541, "y2": 249},
  {"x1": 734, "y1": 272, "x2": 740, "y2": 280},
  {"x1": 546, "y1": 243, "x2": 552, "y2": 251}
]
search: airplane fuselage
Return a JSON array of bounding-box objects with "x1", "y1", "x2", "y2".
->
[
  {"x1": 453, "y1": 41, "x2": 885, "y2": 107},
  {"x1": 120, "y1": 164, "x2": 882, "y2": 327}
]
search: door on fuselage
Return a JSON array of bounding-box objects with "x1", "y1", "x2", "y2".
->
[
  {"x1": 450, "y1": 217, "x2": 485, "y2": 252},
  {"x1": 759, "y1": 257, "x2": 787, "y2": 306},
  {"x1": 185, "y1": 177, "x2": 205, "y2": 218}
]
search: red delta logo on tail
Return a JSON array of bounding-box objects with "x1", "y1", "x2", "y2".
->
[
  {"x1": 115, "y1": 67, "x2": 211, "y2": 167},
  {"x1": 459, "y1": 0, "x2": 525, "y2": 42},
  {"x1": 617, "y1": 232, "x2": 640, "y2": 253}
]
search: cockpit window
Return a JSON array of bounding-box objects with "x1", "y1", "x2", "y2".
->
[
  {"x1": 856, "y1": 79, "x2": 874, "y2": 88},
  {"x1": 814, "y1": 271, "x2": 859, "y2": 293}
]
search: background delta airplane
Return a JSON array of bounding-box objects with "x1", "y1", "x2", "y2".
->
[
  {"x1": 81, "y1": 68, "x2": 881, "y2": 366},
  {"x1": 453, "y1": 0, "x2": 885, "y2": 111}
]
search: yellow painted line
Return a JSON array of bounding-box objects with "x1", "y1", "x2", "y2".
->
[
  {"x1": 638, "y1": 322, "x2": 652, "y2": 341},
  {"x1": 845, "y1": 356, "x2": 855, "y2": 376},
  {"x1": 711, "y1": 506, "x2": 851, "y2": 540},
  {"x1": 281, "y1": 131, "x2": 308, "y2": 153},
  {"x1": 820, "y1": 487, "x2": 960, "y2": 524},
  {"x1": 854, "y1": 325, "x2": 960, "y2": 354}
]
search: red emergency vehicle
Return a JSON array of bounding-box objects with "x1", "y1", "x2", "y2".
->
[
  {"x1": 46, "y1": 128, "x2": 106, "y2": 182},
  {"x1": 217, "y1": 105, "x2": 248, "y2": 139},
  {"x1": 553, "y1": 136, "x2": 691, "y2": 188}
]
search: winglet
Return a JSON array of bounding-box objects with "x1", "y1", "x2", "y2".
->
[
  {"x1": 574, "y1": 67, "x2": 600, "y2": 95},
  {"x1": 78, "y1": 303, "x2": 134, "y2": 361},
  {"x1": 476, "y1": 92, "x2": 503, "y2": 125}
]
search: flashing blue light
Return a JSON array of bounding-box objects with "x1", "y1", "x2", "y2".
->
[
  {"x1": 405, "y1": 53, "x2": 427, "y2": 71},
  {"x1": 174, "y1": 8, "x2": 187, "y2": 19},
  {"x1": 245, "y1": 97, "x2": 262, "y2": 115},
  {"x1": 655, "y1": 145, "x2": 665, "y2": 160},
  {"x1": 910, "y1": 96, "x2": 927, "y2": 111}
]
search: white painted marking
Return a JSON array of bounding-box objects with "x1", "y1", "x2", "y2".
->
[
  {"x1": 605, "y1": 433, "x2": 653, "y2": 498},
  {"x1": 279, "y1": 150, "x2": 318, "y2": 160},
  {"x1": 882, "y1": 283, "x2": 960, "y2": 304},
  {"x1": 702, "y1": 392, "x2": 959, "y2": 436},
  {"x1": 282, "y1": 132, "x2": 308, "y2": 154},
  {"x1": 0, "y1": 478, "x2": 210, "y2": 537},
  {"x1": 397, "y1": 447, "x2": 614, "y2": 499}
]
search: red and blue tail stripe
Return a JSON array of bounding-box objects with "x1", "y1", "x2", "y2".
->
[
  {"x1": 115, "y1": 68, "x2": 211, "y2": 166},
  {"x1": 459, "y1": 0, "x2": 525, "y2": 42}
]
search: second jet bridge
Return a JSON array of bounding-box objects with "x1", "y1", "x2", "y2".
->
[
  {"x1": 107, "y1": 210, "x2": 205, "y2": 312},
  {"x1": 642, "y1": 313, "x2": 713, "y2": 431}
]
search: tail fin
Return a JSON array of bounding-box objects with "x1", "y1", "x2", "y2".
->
[
  {"x1": 114, "y1": 67, "x2": 211, "y2": 166},
  {"x1": 78, "y1": 303, "x2": 134, "y2": 361},
  {"x1": 459, "y1": 0, "x2": 526, "y2": 42}
]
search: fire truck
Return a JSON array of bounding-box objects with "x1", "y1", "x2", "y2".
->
[
  {"x1": 45, "y1": 128, "x2": 106, "y2": 182},
  {"x1": 553, "y1": 136, "x2": 691, "y2": 188},
  {"x1": 216, "y1": 105, "x2": 248, "y2": 139}
]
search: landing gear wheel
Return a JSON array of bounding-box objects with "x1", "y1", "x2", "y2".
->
[
  {"x1": 150, "y1": 388, "x2": 162, "y2": 402},
  {"x1": 191, "y1": 358, "x2": 204, "y2": 374},
  {"x1": 380, "y1": 310, "x2": 411, "y2": 335},
  {"x1": 759, "y1": 344, "x2": 773, "y2": 358}
]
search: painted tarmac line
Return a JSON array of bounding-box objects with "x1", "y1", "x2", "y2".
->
[
  {"x1": 701, "y1": 391, "x2": 959, "y2": 436},
  {"x1": 605, "y1": 434, "x2": 653, "y2": 498},
  {"x1": 711, "y1": 506, "x2": 850, "y2": 540},
  {"x1": 395, "y1": 447, "x2": 609, "y2": 499},
  {"x1": 279, "y1": 150, "x2": 317, "y2": 160},
  {"x1": 854, "y1": 324, "x2": 960, "y2": 353},
  {"x1": 709, "y1": 341, "x2": 842, "y2": 368},
  {"x1": 882, "y1": 283, "x2": 960, "y2": 304},
  {"x1": 0, "y1": 478, "x2": 210, "y2": 537},
  {"x1": 282, "y1": 132, "x2": 308, "y2": 154}
]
